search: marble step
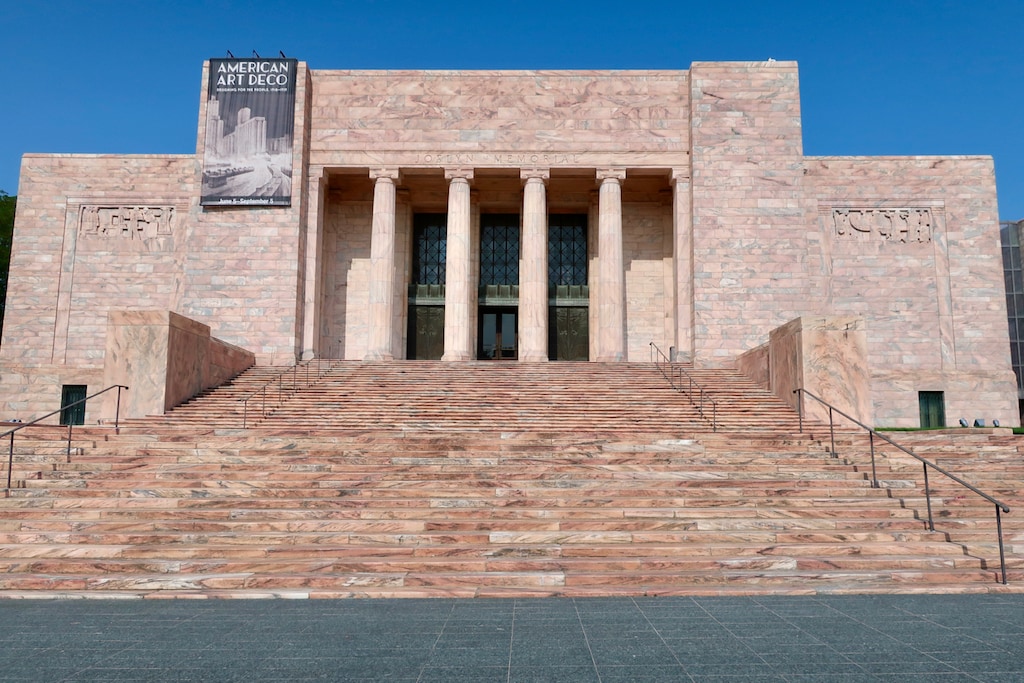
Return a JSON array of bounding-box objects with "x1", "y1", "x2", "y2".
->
[
  {"x1": 0, "y1": 565, "x2": 1018, "y2": 596},
  {"x1": 0, "y1": 553, "x2": 1011, "y2": 578}
]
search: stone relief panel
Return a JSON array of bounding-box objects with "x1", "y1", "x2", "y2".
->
[
  {"x1": 832, "y1": 208, "x2": 932, "y2": 243},
  {"x1": 79, "y1": 206, "x2": 175, "y2": 240}
]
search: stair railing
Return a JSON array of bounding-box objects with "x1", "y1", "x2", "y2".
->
[
  {"x1": 2, "y1": 384, "x2": 128, "y2": 491},
  {"x1": 649, "y1": 342, "x2": 717, "y2": 432},
  {"x1": 239, "y1": 357, "x2": 336, "y2": 428},
  {"x1": 794, "y1": 387, "x2": 1012, "y2": 585}
]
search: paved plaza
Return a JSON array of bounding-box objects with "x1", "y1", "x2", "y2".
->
[{"x1": 0, "y1": 594, "x2": 1021, "y2": 681}]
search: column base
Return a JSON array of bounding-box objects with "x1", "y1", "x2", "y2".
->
[
  {"x1": 363, "y1": 351, "x2": 394, "y2": 361},
  {"x1": 441, "y1": 352, "x2": 473, "y2": 361},
  {"x1": 518, "y1": 353, "x2": 549, "y2": 362}
]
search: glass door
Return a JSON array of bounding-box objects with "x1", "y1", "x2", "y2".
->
[{"x1": 479, "y1": 307, "x2": 517, "y2": 360}]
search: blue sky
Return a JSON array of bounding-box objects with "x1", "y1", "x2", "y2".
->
[{"x1": 3, "y1": 0, "x2": 1022, "y2": 218}]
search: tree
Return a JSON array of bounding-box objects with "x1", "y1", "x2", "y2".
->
[{"x1": 0, "y1": 190, "x2": 15, "y2": 338}]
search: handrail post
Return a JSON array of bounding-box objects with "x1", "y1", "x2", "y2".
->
[
  {"x1": 115, "y1": 385, "x2": 123, "y2": 433},
  {"x1": 996, "y1": 505, "x2": 1008, "y2": 585},
  {"x1": 795, "y1": 389, "x2": 803, "y2": 433},
  {"x1": 828, "y1": 407, "x2": 836, "y2": 457},
  {"x1": 6, "y1": 432, "x2": 13, "y2": 490},
  {"x1": 242, "y1": 398, "x2": 248, "y2": 429},
  {"x1": 869, "y1": 431, "x2": 878, "y2": 488},
  {"x1": 66, "y1": 423, "x2": 73, "y2": 461},
  {"x1": 923, "y1": 463, "x2": 935, "y2": 531}
]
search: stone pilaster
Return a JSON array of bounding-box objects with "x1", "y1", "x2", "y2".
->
[
  {"x1": 442, "y1": 168, "x2": 474, "y2": 361},
  {"x1": 519, "y1": 168, "x2": 550, "y2": 362},
  {"x1": 365, "y1": 168, "x2": 400, "y2": 361},
  {"x1": 671, "y1": 169, "x2": 694, "y2": 362},
  {"x1": 596, "y1": 169, "x2": 626, "y2": 361},
  {"x1": 301, "y1": 168, "x2": 327, "y2": 360}
]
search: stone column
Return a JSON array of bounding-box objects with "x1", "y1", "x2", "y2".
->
[
  {"x1": 365, "y1": 168, "x2": 400, "y2": 361},
  {"x1": 671, "y1": 169, "x2": 694, "y2": 362},
  {"x1": 596, "y1": 169, "x2": 626, "y2": 361},
  {"x1": 300, "y1": 168, "x2": 327, "y2": 360},
  {"x1": 442, "y1": 168, "x2": 474, "y2": 361},
  {"x1": 519, "y1": 168, "x2": 550, "y2": 362}
]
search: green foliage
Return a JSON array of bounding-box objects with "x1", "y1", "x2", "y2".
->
[{"x1": 0, "y1": 190, "x2": 15, "y2": 337}]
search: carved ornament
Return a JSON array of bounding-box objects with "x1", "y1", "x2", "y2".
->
[
  {"x1": 833, "y1": 208, "x2": 932, "y2": 243},
  {"x1": 79, "y1": 206, "x2": 175, "y2": 239}
]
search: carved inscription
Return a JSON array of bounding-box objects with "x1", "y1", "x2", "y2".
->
[
  {"x1": 79, "y1": 206, "x2": 175, "y2": 239},
  {"x1": 833, "y1": 208, "x2": 932, "y2": 243},
  {"x1": 415, "y1": 153, "x2": 582, "y2": 166}
]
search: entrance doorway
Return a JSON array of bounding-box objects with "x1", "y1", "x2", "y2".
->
[
  {"x1": 478, "y1": 215, "x2": 520, "y2": 360},
  {"x1": 479, "y1": 307, "x2": 517, "y2": 360}
]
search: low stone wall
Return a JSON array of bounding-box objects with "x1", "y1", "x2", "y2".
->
[
  {"x1": 736, "y1": 316, "x2": 872, "y2": 427},
  {"x1": 736, "y1": 343, "x2": 769, "y2": 390},
  {"x1": 103, "y1": 310, "x2": 254, "y2": 419}
]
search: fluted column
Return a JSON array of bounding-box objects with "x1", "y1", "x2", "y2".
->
[
  {"x1": 442, "y1": 168, "x2": 474, "y2": 361},
  {"x1": 519, "y1": 168, "x2": 550, "y2": 362},
  {"x1": 365, "y1": 168, "x2": 400, "y2": 360},
  {"x1": 596, "y1": 169, "x2": 626, "y2": 362}
]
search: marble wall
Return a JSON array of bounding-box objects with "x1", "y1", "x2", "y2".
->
[{"x1": 768, "y1": 317, "x2": 872, "y2": 427}]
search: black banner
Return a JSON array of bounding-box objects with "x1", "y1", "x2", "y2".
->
[{"x1": 200, "y1": 58, "x2": 298, "y2": 207}]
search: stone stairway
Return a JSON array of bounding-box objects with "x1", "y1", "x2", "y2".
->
[
  {"x1": 0, "y1": 362, "x2": 1021, "y2": 598},
  {"x1": 152, "y1": 361, "x2": 803, "y2": 432}
]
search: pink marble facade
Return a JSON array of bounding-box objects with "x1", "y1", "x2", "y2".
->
[{"x1": 0, "y1": 61, "x2": 1016, "y2": 426}]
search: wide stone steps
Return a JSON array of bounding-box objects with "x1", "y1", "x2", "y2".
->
[
  {"x1": 2, "y1": 362, "x2": 1021, "y2": 597},
  {"x1": 143, "y1": 362, "x2": 803, "y2": 432}
]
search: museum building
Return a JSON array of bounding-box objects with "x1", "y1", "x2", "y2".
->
[{"x1": 0, "y1": 60, "x2": 1017, "y2": 428}]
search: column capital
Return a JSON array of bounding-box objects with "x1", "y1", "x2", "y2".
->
[
  {"x1": 596, "y1": 168, "x2": 626, "y2": 182},
  {"x1": 370, "y1": 167, "x2": 401, "y2": 182},
  {"x1": 520, "y1": 167, "x2": 550, "y2": 183},
  {"x1": 444, "y1": 167, "x2": 475, "y2": 181}
]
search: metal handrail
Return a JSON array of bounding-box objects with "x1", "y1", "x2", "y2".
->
[
  {"x1": 239, "y1": 357, "x2": 335, "y2": 428},
  {"x1": 794, "y1": 387, "x2": 1012, "y2": 585},
  {"x1": 649, "y1": 342, "x2": 717, "y2": 432},
  {"x1": 2, "y1": 384, "x2": 128, "y2": 490}
]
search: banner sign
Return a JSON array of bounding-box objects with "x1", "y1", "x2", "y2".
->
[{"x1": 200, "y1": 58, "x2": 298, "y2": 207}]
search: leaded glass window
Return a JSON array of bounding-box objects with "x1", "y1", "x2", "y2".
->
[
  {"x1": 548, "y1": 215, "x2": 587, "y2": 286},
  {"x1": 480, "y1": 214, "x2": 519, "y2": 286},
  {"x1": 413, "y1": 214, "x2": 446, "y2": 285}
]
